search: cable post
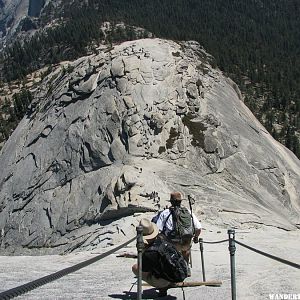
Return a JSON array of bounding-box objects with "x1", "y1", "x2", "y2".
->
[
  {"x1": 228, "y1": 229, "x2": 236, "y2": 300},
  {"x1": 136, "y1": 225, "x2": 144, "y2": 300},
  {"x1": 199, "y1": 238, "x2": 206, "y2": 282}
]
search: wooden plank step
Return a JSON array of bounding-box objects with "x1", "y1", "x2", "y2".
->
[{"x1": 143, "y1": 280, "x2": 222, "y2": 288}]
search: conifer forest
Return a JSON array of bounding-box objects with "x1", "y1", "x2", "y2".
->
[{"x1": 0, "y1": 0, "x2": 299, "y2": 157}]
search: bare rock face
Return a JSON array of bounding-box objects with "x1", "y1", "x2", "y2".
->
[
  {"x1": 0, "y1": 0, "x2": 29, "y2": 42},
  {"x1": 0, "y1": 39, "x2": 299, "y2": 254},
  {"x1": 0, "y1": 0, "x2": 51, "y2": 46}
]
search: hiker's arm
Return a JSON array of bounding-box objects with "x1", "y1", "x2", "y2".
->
[
  {"x1": 195, "y1": 228, "x2": 201, "y2": 237},
  {"x1": 193, "y1": 228, "x2": 201, "y2": 243},
  {"x1": 194, "y1": 228, "x2": 201, "y2": 237},
  {"x1": 192, "y1": 213, "x2": 202, "y2": 242}
]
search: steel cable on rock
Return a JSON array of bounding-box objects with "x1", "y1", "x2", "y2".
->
[
  {"x1": 0, "y1": 236, "x2": 136, "y2": 300},
  {"x1": 235, "y1": 239, "x2": 300, "y2": 269},
  {"x1": 202, "y1": 239, "x2": 229, "y2": 244}
]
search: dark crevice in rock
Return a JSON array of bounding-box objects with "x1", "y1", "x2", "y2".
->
[
  {"x1": 248, "y1": 124, "x2": 260, "y2": 134},
  {"x1": 166, "y1": 127, "x2": 180, "y2": 149},
  {"x1": 186, "y1": 89, "x2": 196, "y2": 99},
  {"x1": 107, "y1": 148, "x2": 115, "y2": 162},
  {"x1": 68, "y1": 179, "x2": 72, "y2": 194},
  {"x1": 175, "y1": 182, "x2": 207, "y2": 188},
  {"x1": 23, "y1": 240, "x2": 69, "y2": 249},
  {"x1": 3, "y1": 173, "x2": 13, "y2": 183},
  {"x1": 79, "y1": 142, "x2": 111, "y2": 173},
  {"x1": 28, "y1": 152, "x2": 38, "y2": 168},
  {"x1": 26, "y1": 173, "x2": 53, "y2": 194},
  {"x1": 98, "y1": 205, "x2": 157, "y2": 224},
  {"x1": 219, "y1": 209, "x2": 260, "y2": 218},
  {"x1": 26, "y1": 101, "x2": 39, "y2": 120},
  {"x1": 11, "y1": 175, "x2": 53, "y2": 212},
  {"x1": 28, "y1": 229, "x2": 36, "y2": 237},
  {"x1": 106, "y1": 128, "x2": 114, "y2": 144},
  {"x1": 46, "y1": 242, "x2": 69, "y2": 248},
  {"x1": 12, "y1": 196, "x2": 34, "y2": 213},
  {"x1": 158, "y1": 146, "x2": 166, "y2": 154},
  {"x1": 39, "y1": 99, "x2": 52, "y2": 114},
  {"x1": 59, "y1": 91, "x2": 92, "y2": 107},
  {"x1": 60, "y1": 177, "x2": 73, "y2": 188},
  {"x1": 80, "y1": 232, "x2": 114, "y2": 248},
  {"x1": 59, "y1": 71, "x2": 99, "y2": 107},
  {"x1": 97, "y1": 185, "x2": 102, "y2": 195},
  {"x1": 78, "y1": 159, "x2": 86, "y2": 173},
  {"x1": 22, "y1": 236, "x2": 39, "y2": 248},
  {"x1": 70, "y1": 116, "x2": 86, "y2": 125},
  {"x1": 240, "y1": 221, "x2": 291, "y2": 231},
  {"x1": 68, "y1": 69, "x2": 96, "y2": 88},
  {"x1": 100, "y1": 195, "x2": 112, "y2": 214},
  {"x1": 258, "y1": 166, "x2": 278, "y2": 171},
  {"x1": 64, "y1": 236, "x2": 91, "y2": 253},
  {"x1": 55, "y1": 91, "x2": 73, "y2": 102},
  {"x1": 182, "y1": 114, "x2": 206, "y2": 148},
  {"x1": 15, "y1": 156, "x2": 24, "y2": 164},
  {"x1": 56, "y1": 229, "x2": 66, "y2": 237},
  {"x1": 43, "y1": 207, "x2": 53, "y2": 228},
  {"x1": 120, "y1": 121, "x2": 129, "y2": 152},
  {"x1": 26, "y1": 125, "x2": 56, "y2": 148}
]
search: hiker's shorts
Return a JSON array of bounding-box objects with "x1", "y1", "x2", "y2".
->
[{"x1": 144, "y1": 273, "x2": 170, "y2": 288}]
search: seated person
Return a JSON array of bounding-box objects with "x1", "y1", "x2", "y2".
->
[{"x1": 132, "y1": 218, "x2": 188, "y2": 296}]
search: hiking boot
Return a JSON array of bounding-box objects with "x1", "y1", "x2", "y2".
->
[{"x1": 157, "y1": 288, "x2": 168, "y2": 297}]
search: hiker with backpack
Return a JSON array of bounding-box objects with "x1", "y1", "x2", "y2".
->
[
  {"x1": 155, "y1": 192, "x2": 202, "y2": 265},
  {"x1": 132, "y1": 218, "x2": 189, "y2": 297}
]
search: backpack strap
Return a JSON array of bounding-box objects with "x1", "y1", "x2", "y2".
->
[
  {"x1": 162, "y1": 209, "x2": 172, "y2": 235},
  {"x1": 170, "y1": 206, "x2": 179, "y2": 235},
  {"x1": 162, "y1": 207, "x2": 181, "y2": 240}
]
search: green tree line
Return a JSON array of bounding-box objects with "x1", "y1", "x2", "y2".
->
[
  {"x1": 0, "y1": 89, "x2": 32, "y2": 148},
  {"x1": 0, "y1": 0, "x2": 299, "y2": 157}
]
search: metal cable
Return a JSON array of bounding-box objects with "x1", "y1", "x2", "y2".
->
[
  {"x1": 0, "y1": 236, "x2": 136, "y2": 300},
  {"x1": 202, "y1": 239, "x2": 229, "y2": 244},
  {"x1": 235, "y1": 239, "x2": 300, "y2": 270}
]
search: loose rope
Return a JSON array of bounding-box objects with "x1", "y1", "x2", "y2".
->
[
  {"x1": 202, "y1": 239, "x2": 229, "y2": 244},
  {"x1": 0, "y1": 236, "x2": 136, "y2": 300},
  {"x1": 235, "y1": 239, "x2": 300, "y2": 269}
]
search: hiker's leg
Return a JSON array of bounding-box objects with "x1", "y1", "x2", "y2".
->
[
  {"x1": 179, "y1": 241, "x2": 192, "y2": 276},
  {"x1": 182, "y1": 248, "x2": 191, "y2": 263},
  {"x1": 132, "y1": 263, "x2": 150, "y2": 280},
  {"x1": 132, "y1": 264, "x2": 170, "y2": 288},
  {"x1": 174, "y1": 240, "x2": 192, "y2": 263},
  {"x1": 144, "y1": 274, "x2": 170, "y2": 288}
]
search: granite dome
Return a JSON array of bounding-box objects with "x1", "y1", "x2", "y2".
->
[{"x1": 0, "y1": 39, "x2": 299, "y2": 254}]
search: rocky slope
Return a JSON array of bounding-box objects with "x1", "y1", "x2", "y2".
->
[{"x1": 0, "y1": 38, "x2": 299, "y2": 254}]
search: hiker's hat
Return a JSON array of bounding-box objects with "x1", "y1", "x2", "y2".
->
[
  {"x1": 139, "y1": 218, "x2": 159, "y2": 244},
  {"x1": 169, "y1": 192, "x2": 184, "y2": 202}
]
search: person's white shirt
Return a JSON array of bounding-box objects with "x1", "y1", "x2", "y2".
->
[{"x1": 156, "y1": 208, "x2": 201, "y2": 236}]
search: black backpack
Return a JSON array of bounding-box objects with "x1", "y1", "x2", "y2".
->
[
  {"x1": 145, "y1": 236, "x2": 188, "y2": 282},
  {"x1": 163, "y1": 207, "x2": 194, "y2": 242}
]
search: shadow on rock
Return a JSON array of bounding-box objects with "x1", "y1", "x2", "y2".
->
[{"x1": 109, "y1": 288, "x2": 177, "y2": 299}]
